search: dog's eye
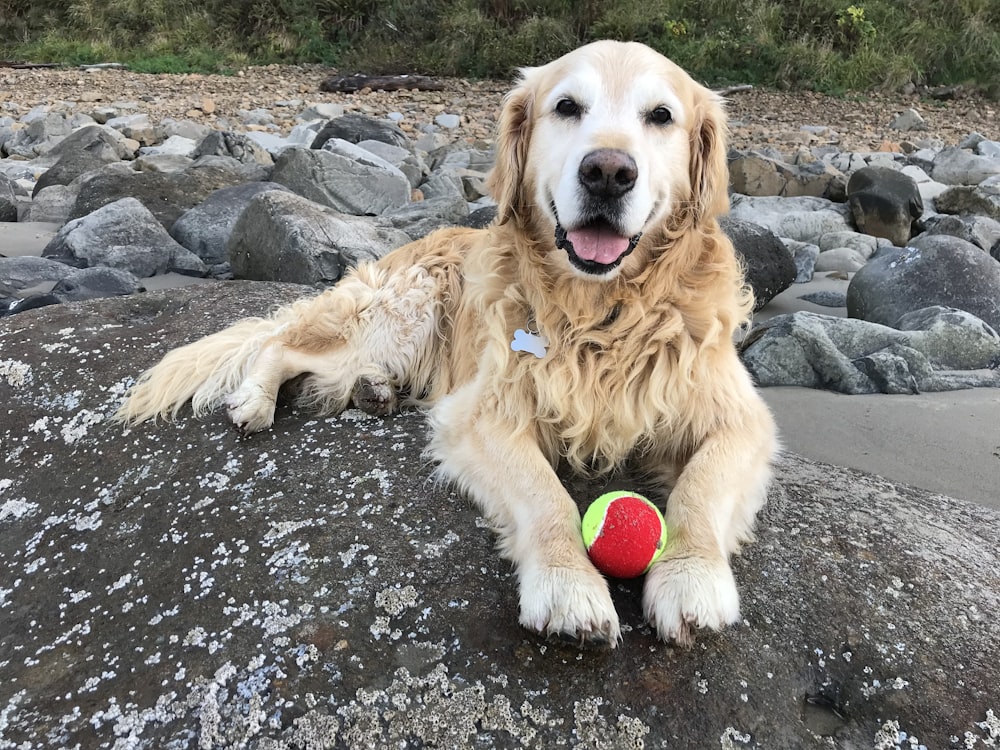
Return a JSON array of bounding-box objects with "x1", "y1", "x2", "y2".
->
[
  {"x1": 647, "y1": 106, "x2": 673, "y2": 126},
  {"x1": 555, "y1": 98, "x2": 581, "y2": 118}
]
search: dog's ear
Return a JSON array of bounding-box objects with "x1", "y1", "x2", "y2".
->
[
  {"x1": 488, "y1": 74, "x2": 534, "y2": 226},
  {"x1": 688, "y1": 88, "x2": 730, "y2": 223}
]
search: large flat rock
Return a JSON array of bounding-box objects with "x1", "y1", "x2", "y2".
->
[{"x1": 0, "y1": 283, "x2": 997, "y2": 748}]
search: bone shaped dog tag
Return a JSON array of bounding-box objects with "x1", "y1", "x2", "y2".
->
[{"x1": 511, "y1": 328, "x2": 549, "y2": 358}]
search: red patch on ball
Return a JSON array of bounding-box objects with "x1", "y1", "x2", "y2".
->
[{"x1": 581, "y1": 491, "x2": 667, "y2": 579}]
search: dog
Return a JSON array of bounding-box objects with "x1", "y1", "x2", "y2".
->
[{"x1": 117, "y1": 40, "x2": 778, "y2": 647}]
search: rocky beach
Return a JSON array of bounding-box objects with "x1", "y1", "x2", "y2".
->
[{"x1": 1, "y1": 62, "x2": 999, "y2": 748}]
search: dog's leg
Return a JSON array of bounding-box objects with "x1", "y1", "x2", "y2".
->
[
  {"x1": 119, "y1": 262, "x2": 443, "y2": 430},
  {"x1": 641, "y1": 393, "x2": 776, "y2": 646},
  {"x1": 428, "y1": 385, "x2": 621, "y2": 646},
  {"x1": 224, "y1": 264, "x2": 443, "y2": 432}
]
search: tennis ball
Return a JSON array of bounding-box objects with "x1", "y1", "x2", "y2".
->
[{"x1": 581, "y1": 491, "x2": 667, "y2": 579}]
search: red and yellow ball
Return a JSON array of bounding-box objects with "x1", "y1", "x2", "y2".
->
[{"x1": 581, "y1": 491, "x2": 668, "y2": 579}]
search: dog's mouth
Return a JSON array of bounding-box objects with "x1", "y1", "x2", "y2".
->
[{"x1": 554, "y1": 220, "x2": 642, "y2": 275}]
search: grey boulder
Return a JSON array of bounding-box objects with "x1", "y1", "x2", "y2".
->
[
  {"x1": 920, "y1": 213, "x2": 1000, "y2": 254},
  {"x1": 271, "y1": 145, "x2": 410, "y2": 216},
  {"x1": 31, "y1": 125, "x2": 133, "y2": 197},
  {"x1": 0, "y1": 255, "x2": 75, "y2": 293},
  {"x1": 0, "y1": 285, "x2": 997, "y2": 748},
  {"x1": 69, "y1": 156, "x2": 268, "y2": 229},
  {"x1": 930, "y1": 146, "x2": 1000, "y2": 185},
  {"x1": 847, "y1": 234, "x2": 1000, "y2": 331},
  {"x1": 934, "y1": 181, "x2": 1000, "y2": 221},
  {"x1": 310, "y1": 112, "x2": 410, "y2": 150},
  {"x1": 385, "y1": 196, "x2": 471, "y2": 240},
  {"x1": 741, "y1": 307, "x2": 1000, "y2": 393},
  {"x1": 193, "y1": 130, "x2": 275, "y2": 168},
  {"x1": 44, "y1": 197, "x2": 209, "y2": 278},
  {"x1": 729, "y1": 195, "x2": 853, "y2": 242},
  {"x1": 228, "y1": 190, "x2": 411, "y2": 286},
  {"x1": 170, "y1": 182, "x2": 292, "y2": 266}
]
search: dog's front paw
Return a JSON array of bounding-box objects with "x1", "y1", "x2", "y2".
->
[
  {"x1": 643, "y1": 555, "x2": 740, "y2": 647},
  {"x1": 518, "y1": 563, "x2": 620, "y2": 647},
  {"x1": 225, "y1": 383, "x2": 276, "y2": 433}
]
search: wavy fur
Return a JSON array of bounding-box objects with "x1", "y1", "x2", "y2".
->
[{"x1": 118, "y1": 40, "x2": 777, "y2": 648}]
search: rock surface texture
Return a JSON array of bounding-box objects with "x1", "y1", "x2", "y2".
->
[{"x1": 0, "y1": 285, "x2": 998, "y2": 749}]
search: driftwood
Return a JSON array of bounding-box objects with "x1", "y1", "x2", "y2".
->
[
  {"x1": 319, "y1": 73, "x2": 445, "y2": 93},
  {"x1": 0, "y1": 61, "x2": 60, "y2": 69},
  {"x1": 715, "y1": 84, "x2": 754, "y2": 96}
]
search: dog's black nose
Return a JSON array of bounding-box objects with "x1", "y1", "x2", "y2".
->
[{"x1": 578, "y1": 149, "x2": 637, "y2": 199}]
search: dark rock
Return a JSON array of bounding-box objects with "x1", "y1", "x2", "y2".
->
[
  {"x1": 741, "y1": 308, "x2": 1000, "y2": 393},
  {"x1": 4, "y1": 292, "x2": 62, "y2": 315},
  {"x1": 310, "y1": 113, "x2": 410, "y2": 151},
  {"x1": 31, "y1": 125, "x2": 131, "y2": 197},
  {"x1": 847, "y1": 234, "x2": 1000, "y2": 331},
  {"x1": 69, "y1": 156, "x2": 267, "y2": 229},
  {"x1": 44, "y1": 197, "x2": 209, "y2": 278},
  {"x1": 228, "y1": 191, "x2": 411, "y2": 286},
  {"x1": 0, "y1": 285, "x2": 997, "y2": 748},
  {"x1": 462, "y1": 205, "x2": 498, "y2": 229},
  {"x1": 719, "y1": 217, "x2": 797, "y2": 311},
  {"x1": 846, "y1": 166, "x2": 922, "y2": 246},
  {"x1": 169, "y1": 182, "x2": 292, "y2": 265}
]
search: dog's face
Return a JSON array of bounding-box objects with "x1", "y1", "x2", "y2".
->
[{"x1": 489, "y1": 41, "x2": 729, "y2": 279}]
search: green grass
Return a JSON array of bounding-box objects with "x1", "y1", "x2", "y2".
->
[{"x1": 1, "y1": 0, "x2": 998, "y2": 91}]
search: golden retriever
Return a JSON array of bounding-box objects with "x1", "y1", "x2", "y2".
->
[{"x1": 118, "y1": 40, "x2": 777, "y2": 647}]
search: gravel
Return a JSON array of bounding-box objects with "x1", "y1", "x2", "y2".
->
[{"x1": 1, "y1": 63, "x2": 997, "y2": 153}]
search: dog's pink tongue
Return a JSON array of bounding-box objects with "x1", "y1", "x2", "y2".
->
[{"x1": 567, "y1": 226, "x2": 630, "y2": 264}]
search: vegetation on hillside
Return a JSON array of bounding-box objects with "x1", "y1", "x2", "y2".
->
[{"x1": 1, "y1": 0, "x2": 998, "y2": 93}]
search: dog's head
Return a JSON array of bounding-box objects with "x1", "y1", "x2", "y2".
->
[{"x1": 488, "y1": 40, "x2": 728, "y2": 279}]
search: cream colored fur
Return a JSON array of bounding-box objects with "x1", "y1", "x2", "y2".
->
[{"x1": 118, "y1": 40, "x2": 777, "y2": 647}]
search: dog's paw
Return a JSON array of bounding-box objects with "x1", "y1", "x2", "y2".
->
[
  {"x1": 518, "y1": 563, "x2": 620, "y2": 647},
  {"x1": 225, "y1": 383, "x2": 276, "y2": 433},
  {"x1": 351, "y1": 374, "x2": 397, "y2": 416},
  {"x1": 642, "y1": 555, "x2": 740, "y2": 647}
]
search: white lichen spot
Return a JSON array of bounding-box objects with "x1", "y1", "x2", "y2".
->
[
  {"x1": 721, "y1": 726, "x2": 753, "y2": 748},
  {"x1": 72, "y1": 511, "x2": 102, "y2": 531},
  {"x1": 339, "y1": 543, "x2": 369, "y2": 568},
  {"x1": 183, "y1": 626, "x2": 208, "y2": 648},
  {"x1": 0, "y1": 359, "x2": 31, "y2": 387},
  {"x1": 61, "y1": 409, "x2": 103, "y2": 444},
  {"x1": 976, "y1": 709, "x2": 1000, "y2": 743},
  {"x1": 0, "y1": 498, "x2": 39, "y2": 522},
  {"x1": 375, "y1": 585, "x2": 419, "y2": 616}
]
